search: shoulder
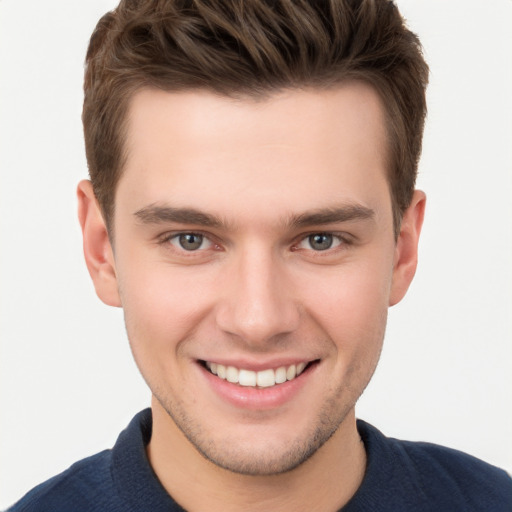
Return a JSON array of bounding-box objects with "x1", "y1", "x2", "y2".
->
[
  {"x1": 354, "y1": 420, "x2": 512, "y2": 511},
  {"x1": 398, "y1": 438, "x2": 511, "y2": 505},
  {"x1": 6, "y1": 409, "x2": 176, "y2": 512},
  {"x1": 5, "y1": 449, "x2": 118, "y2": 512}
]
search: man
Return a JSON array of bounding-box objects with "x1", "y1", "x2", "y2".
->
[{"x1": 6, "y1": 0, "x2": 512, "y2": 510}]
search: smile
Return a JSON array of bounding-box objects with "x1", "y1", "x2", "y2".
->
[{"x1": 204, "y1": 361, "x2": 310, "y2": 388}]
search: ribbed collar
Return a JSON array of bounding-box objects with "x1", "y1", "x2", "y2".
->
[{"x1": 111, "y1": 408, "x2": 185, "y2": 511}]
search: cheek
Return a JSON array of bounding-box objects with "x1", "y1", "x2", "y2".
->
[
  {"x1": 307, "y1": 259, "x2": 392, "y2": 323},
  {"x1": 301, "y1": 258, "x2": 392, "y2": 363},
  {"x1": 313, "y1": 266, "x2": 390, "y2": 398},
  {"x1": 116, "y1": 258, "x2": 217, "y2": 359}
]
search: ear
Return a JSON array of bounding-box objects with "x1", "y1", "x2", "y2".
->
[
  {"x1": 77, "y1": 180, "x2": 121, "y2": 307},
  {"x1": 389, "y1": 190, "x2": 426, "y2": 306}
]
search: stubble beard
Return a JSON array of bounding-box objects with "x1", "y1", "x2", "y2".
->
[{"x1": 152, "y1": 383, "x2": 359, "y2": 476}]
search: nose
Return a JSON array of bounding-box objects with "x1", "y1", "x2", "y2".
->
[{"x1": 215, "y1": 247, "x2": 300, "y2": 346}]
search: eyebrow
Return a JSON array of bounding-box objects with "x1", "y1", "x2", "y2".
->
[
  {"x1": 289, "y1": 205, "x2": 375, "y2": 228},
  {"x1": 134, "y1": 203, "x2": 375, "y2": 229},
  {"x1": 134, "y1": 205, "x2": 225, "y2": 228}
]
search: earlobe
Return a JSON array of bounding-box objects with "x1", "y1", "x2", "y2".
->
[
  {"x1": 389, "y1": 190, "x2": 426, "y2": 306},
  {"x1": 77, "y1": 180, "x2": 121, "y2": 307}
]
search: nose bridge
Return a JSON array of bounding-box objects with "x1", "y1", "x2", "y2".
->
[{"x1": 216, "y1": 242, "x2": 300, "y2": 344}]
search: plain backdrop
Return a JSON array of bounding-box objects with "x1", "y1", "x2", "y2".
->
[{"x1": 1, "y1": 0, "x2": 511, "y2": 508}]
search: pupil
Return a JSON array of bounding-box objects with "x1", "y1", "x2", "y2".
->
[
  {"x1": 310, "y1": 234, "x2": 332, "y2": 251},
  {"x1": 179, "y1": 233, "x2": 203, "y2": 250}
]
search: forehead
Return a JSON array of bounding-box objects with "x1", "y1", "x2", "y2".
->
[
  {"x1": 125, "y1": 83, "x2": 387, "y2": 158},
  {"x1": 118, "y1": 84, "x2": 390, "y2": 225}
]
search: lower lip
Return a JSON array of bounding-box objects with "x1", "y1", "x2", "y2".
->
[{"x1": 199, "y1": 363, "x2": 317, "y2": 411}]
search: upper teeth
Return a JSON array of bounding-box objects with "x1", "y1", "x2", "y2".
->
[{"x1": 206, "y1": 362, "x2": 307, "y2": 388}]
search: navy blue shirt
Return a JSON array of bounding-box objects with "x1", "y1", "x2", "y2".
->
[{"x1": 8, "y1": 409, "x2": 512, "y2": 511}]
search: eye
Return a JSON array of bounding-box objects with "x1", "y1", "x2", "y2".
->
[
  {"x1": 296, "y1": 233, "x2": 344, "y2": 251},
  {"x1": 169, "y1": 233, "x2": 213, "y2": 251}
]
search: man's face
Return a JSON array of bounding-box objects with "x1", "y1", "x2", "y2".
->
[{"x1": 107, "y1": 83, "x2": 410, "y2": 475}]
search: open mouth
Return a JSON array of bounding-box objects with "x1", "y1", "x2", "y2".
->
[{"x1": 200, "y1": 360, "x2": 318, "y2": 389}]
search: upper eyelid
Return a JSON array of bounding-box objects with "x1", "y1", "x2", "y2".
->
[
  {"x1": 155, "y1": 229, "x2": 353, "y2": 248},
  {"x1": 288, "y1": 233, "x2": 351, "y2": 255},
  {"x1": 294, "y1": 230, "x2": 353, "y2": 244},
  {"x1": 158, "y1": 231, "x2": 219, "y2": 256},
  {"x1": 157, "y1": 229, "x2": 214, "y2": 242}
]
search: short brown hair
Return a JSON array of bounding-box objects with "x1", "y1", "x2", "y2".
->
[{"x1": 83, "y1": 0, "x2": 428, "y2": 236}]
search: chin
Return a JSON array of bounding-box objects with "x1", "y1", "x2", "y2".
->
[
  {"x1": 156, "y1": 390, "x2": 350, "y2": 476},
  {"x1": 186, "y1": 428, "x2": 338, "y2": 476}
]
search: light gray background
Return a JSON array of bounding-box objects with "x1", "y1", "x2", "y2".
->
[{"x1": 1, "y1": 0, "x2": 511, "y2": 507}]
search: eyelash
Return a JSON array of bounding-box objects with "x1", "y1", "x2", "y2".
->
[
  {"x1": 157, "y1": 230, "x2": 353, "y2": 256},
  {"x1": 292, "y1": 232, "x2": 352, "y2": 253},
  {"x1": 157, "y1": 231, "x2": 219, "y2": 252}
]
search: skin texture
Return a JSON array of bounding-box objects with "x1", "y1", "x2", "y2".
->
[{"x1": 78, "y1": 83, "x2": 425, "y2": 512}]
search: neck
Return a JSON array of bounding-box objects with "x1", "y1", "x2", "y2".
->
[{"x1": 147, "y1": 398, "x2": 366, "y2": 512}]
